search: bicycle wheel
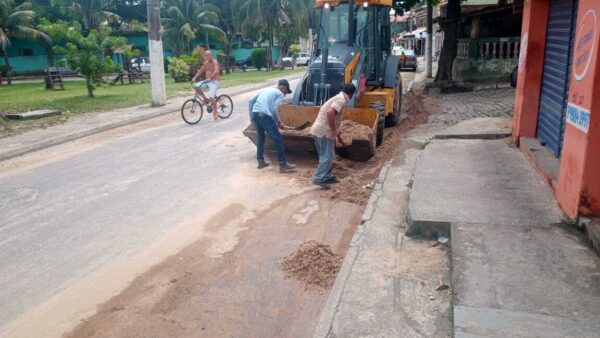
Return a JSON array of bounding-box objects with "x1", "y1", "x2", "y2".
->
[
  {"x1": 216, "y1": 94, "x2": 234, "y2": 119},
  {"x1": 181, "y1": 98, "x2": 203, "y2": 125}
]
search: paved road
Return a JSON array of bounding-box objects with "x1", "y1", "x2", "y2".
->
[{"x1": 0, "y1": 80, "x2": 301, "y2": 336}]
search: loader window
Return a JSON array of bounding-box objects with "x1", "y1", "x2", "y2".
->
[
  {"x1": 323, "y1": 5, "x2": 349, "y2": 45},
  {"x1": 319, "y1": 5, "x2": 368, "y2": 48}
]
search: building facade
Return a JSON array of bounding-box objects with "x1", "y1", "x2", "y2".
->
[
  {"x1": 0, "y1": 33, "x2": 281, "y2": 76},
  {"x1": 513, "y1": 0, "x2": 600, "y2": 219}
]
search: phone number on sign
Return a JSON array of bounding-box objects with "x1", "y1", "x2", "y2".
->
[{"x1": 566, "y1": 103, "x2": 591, "y2": 133}]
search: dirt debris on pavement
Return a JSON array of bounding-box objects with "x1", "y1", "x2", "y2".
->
[
  {"x1": 399, "y1": 90, "x2": 428, "y2": 132},
  {"x1": 281, "y1": 240, "x2": 343, "y2": 289},
  {"x1": 295, "y1": 90, "x2": 429, "y2": 205}
]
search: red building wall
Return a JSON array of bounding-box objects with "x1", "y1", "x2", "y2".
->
[
  {"x1": 512, "y1": 0, "x2": 549, "y2": 140},
  {"x1": 514, "y1": 0, "x2": 600, "y2": 219}
]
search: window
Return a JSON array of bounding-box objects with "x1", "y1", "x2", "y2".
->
[{"x1": 21, "y1": 49, "x2": 34, "y2": 56}]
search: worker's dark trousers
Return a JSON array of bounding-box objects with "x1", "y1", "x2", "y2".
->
[{"x1": 251, "y1": 112, "x2": 287, "y2": 165}]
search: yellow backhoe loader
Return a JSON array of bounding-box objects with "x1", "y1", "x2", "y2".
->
[{"x1": 244, "y1": 0, "x2": 402, "y2": 161}]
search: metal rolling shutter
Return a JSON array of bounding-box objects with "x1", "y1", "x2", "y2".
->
[{"x1": 537, "y1": 0, "x2": 578, "y2": 156}]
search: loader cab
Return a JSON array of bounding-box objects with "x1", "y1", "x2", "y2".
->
[{"x1": 295, "y1": 1, "x2": 391, "y2": 106}]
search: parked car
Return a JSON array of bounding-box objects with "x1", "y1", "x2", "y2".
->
[
  {"x1": 280, "y1": 57, "x2": 295, "y2": 69},
  {"x1": 282, "y1": 52, "x2": 311, "y2": 66},
  {"x1": 235, "y1": 56, "x2": 252, "y2": 68},
  {"x1": 399, "y1": 49, "x2": 417, "y2": 72},
  {"x1": 130, "y1": 57, "x2": 151, "y2": 73}
]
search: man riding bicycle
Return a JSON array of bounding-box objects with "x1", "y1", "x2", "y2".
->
[{"x1": 192, "y1": 50, "x2": 221, "y2": 121}]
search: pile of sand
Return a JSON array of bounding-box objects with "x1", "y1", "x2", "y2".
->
[
  {"x1": 337, "y1": 120, "x2": 371, "y2": 147},
  {"x1": 280, "y1": 120, "x2": 371, "y2": 147},
  {"x1": 281, "y1": 240, "x2": 343, "y2": 288},
  {"x1": 399, "y1": 90, "x2": 428, "y2": 132}
]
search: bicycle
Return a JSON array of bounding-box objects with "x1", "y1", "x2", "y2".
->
[{"x1": 181, "y1": 81, "x2": 234, "y2": 125}]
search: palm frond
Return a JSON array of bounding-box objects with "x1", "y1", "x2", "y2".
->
[
  {"x1": 197, "y1": 23, "x2": 226, "y2": 42},
  {"x1": 179, "y1": 22, "x2": 196, "y2": 40}
]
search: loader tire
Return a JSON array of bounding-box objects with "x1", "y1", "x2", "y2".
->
[
  {"x1": 370, "y1": 101, "x2": 386, "y2": 146},
  {"x1": 385, "y1": 72, "x2": 402, "y2": 127}
]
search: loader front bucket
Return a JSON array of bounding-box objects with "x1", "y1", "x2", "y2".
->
[{"x1": 243, "y1": 105, "x2": 378, "y2": 161}]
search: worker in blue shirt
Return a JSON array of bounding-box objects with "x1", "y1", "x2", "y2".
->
[{"x1": 248, "y1": 79, "x2": 297, "y2": 172}]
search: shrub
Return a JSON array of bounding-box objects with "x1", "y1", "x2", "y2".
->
[
  {"x1": 289, "y1": 44, "x2": 301, "y2": 55},
  {"x1": 251, "y1": 48, "x2": 267, "y2": 70},
  {"x1": 0, "y1": 65, "x2": 9, "y2": 77},
  {"x1": 168, "y1": 57, "x2": 190, "y2": 83}
]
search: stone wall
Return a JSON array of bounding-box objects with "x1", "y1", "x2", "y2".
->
[{"x1": 452, "y1": 58, "x2": 517, "y2": 83}]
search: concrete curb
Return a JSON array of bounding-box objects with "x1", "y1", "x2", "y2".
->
[
  {"x1": 313, "y1": 162, "x2": 393, "y2": 338},
  {"x1": 0, "y1": 75, "x2": 302, "y2": 162},
  {"x1": 433, "y1": 132, "x2": 512, "y2": 140}
]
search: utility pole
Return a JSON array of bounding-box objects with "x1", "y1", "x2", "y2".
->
[
  {"x1": 147, "y1": 0, "x2": 166, "y2": 106},
  {"x1": 426, "y1": 2, "x2": 433, "y2": 78}
]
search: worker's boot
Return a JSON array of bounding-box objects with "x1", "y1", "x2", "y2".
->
[{"x1": 279, "y1": 162, "x2": 297, "y2": 173}]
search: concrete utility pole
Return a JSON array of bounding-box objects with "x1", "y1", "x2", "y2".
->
[
  {"x1": 426, "y1": 3, "x2": 433, "y2": 78},
  {"x1": 147, "y1": 0, "x2": 166, "y2": 106}
]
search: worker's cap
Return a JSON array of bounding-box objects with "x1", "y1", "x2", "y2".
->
[{"x1": 278, "y1": 79, "x2": 292, "y2": 94}]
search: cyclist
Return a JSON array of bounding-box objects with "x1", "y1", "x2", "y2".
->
[{"x1": 191, "y1": 50, "x2": 221, "y2": 121}]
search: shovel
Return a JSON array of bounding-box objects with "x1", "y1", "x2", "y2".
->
[{"x1": 282, "y1": 121, "x2": 311, "y2": 131}]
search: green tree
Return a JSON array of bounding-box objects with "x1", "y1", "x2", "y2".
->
[
  {"x1": 235, "y1": 0, "x2": 308, "y2": 70},
  {"x1": 393, "y1": 0, "x2": 460, "y2": 83},
  {"x1": 55, "y1": 0, "x2": 121, "y2": 34},
  {"x1": 209, "y1": 0, "x2": 237, "y2": 73},
  {"x1": 0, "y1": 0, "x2": 50, "y2": 84},
  {"x1": 277, "y1": 0, "x2": 311, "y2": 60},
  {"x1": 161, "y1": 0, "x2": 226, "y2": 56},
  {"x1": 105, "y1": 0, "x2": 147, "y2": 24},
  {"x1": 52, "y1": 23, "x2": 126, "y2": 97}
]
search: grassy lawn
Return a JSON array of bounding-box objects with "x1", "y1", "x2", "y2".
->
[{"x1": 0, "y1": 68, "x2": 304, "y2": 115}]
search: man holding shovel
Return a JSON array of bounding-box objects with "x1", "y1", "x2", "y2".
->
[
  {"x1": 248, "y1": 79, "x2": 297, "y2": 172},
  {"x1": 310, "y1": 83, "x2": 356, "y2": 189}
]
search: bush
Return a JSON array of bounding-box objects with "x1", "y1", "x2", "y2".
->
[
  {"x1": 251, "y1": 48, "x2": 267, "y2": 70},
  {"x1": 168, "y1": 57, "x2": 190, "y2": 83},
  {"x1": 289, "y1": 44, "x2": 301, "y2": 55},
  {"x1": 0, "y1": 65, "x2": 9, "y2": 77}
]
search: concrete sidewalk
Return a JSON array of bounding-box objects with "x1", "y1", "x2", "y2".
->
[
  {"x1": 314, "y1": 80, "x2": 600, "y2": 337},
  {"x1": 0, "y1": 75, "x2": 301, "y2": 161}
]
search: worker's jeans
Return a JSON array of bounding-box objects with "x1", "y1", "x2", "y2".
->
[
  {"x1": 251, "y1": 112, "x2": 287, "y2": 165},
  {"x1": 313, "y1": 136, "x2": 335, "y2": 183}
]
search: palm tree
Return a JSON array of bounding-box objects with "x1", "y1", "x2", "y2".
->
[
  {"x1": 0, "y1": 0, "x2": 50, "y2": 84},
  {"x1": 235, "y1": 0, "x2": 308, "y2": 70},
  {"x1": 161, "y1": 0, "x2": 226, "y2": 56},
  {"x1": 66, "y1": 0, "x2": 120, "y2": 34}
]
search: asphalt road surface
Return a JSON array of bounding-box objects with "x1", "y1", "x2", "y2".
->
[
  {"x1": 0, "y1": 70, "x2": 415, "y2": 337},
  {"x1": 0, "y1": 79, "x2": 316, "y2": 337}
]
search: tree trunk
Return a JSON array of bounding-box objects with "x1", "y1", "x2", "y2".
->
[
  {"x1": 267, "y1": 24, "x2": 274, "y2": 72},
  {"x1": 2, "y1": 48, "x2": 12, "y2": 85},
  {"x1": 434, "y1": 0, "x2": 461, "y2": 83},
  {"x1": 86, "y1": 76, "x2": 94, "y2": 97}
]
